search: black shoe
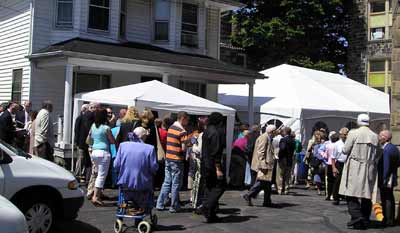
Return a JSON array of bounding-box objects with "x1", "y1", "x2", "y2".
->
[
  {"x1": 332, "y1": 200, "x2": 339, "y2": 205},
  {"x1": 242, "y1": 194, "x2": 253, "y2": 206},
  {"x1": 205, "y1": 216, "x2": 223, "y2": 224},
  {"x1": 262, "y1": 203, "x2": 276, "y2": 208},
  {"x1": 347, "y1": 218, "x2": 366, "y2": 230}
]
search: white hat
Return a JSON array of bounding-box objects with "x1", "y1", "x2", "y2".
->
[
  {"x1": 329, "y1": 131, "x2": 336, "y2": 138},
  {"x1": 133, "y1": 127, "x2": 149, "y2": 139},
  {"x1": 266, "y1": 125, "x2": 277, "y2": 133},
  {"x1": 357, "y1": 113, "x2": 370, "y2": 126}
]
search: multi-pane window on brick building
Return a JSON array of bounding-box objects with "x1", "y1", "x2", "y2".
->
[
  {"x1": 368, "y1": 59, "x2": 391, "y2": 93},
  {"x1": 368, "y1": 0, "x2": 392, "y2": 41}
]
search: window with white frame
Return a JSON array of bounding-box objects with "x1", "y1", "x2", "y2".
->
[
  {"x1": 181, "y1": 3, "x2": 198, "y2": 47},
  {"x1": 88, "y1": 0, "x2": 110, "y2": 31},
  {"x1": 73, "y1": 73, "x2": 111, "y2": 94},
  {"x1": 154, "y1": 0, "x2": 170, "y2": 41},
  {"x1": 11, "y1": 69, "x2": 23, "y2": 103},
  {"x1": 120, "y1": 0, "x2": 127, "y2": 38},
  {"x1": 178, "y1": 80, "x2": 206, "y2": 98},
  {"x1": 371, "y1": 27, "x2": 385, "y2": 40},
  {"x1": 56, "y1": 0, "x2": 73, "y2": 28}
]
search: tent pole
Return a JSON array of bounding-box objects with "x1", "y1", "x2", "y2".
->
[{"x1": 248, "y1": 82, "x2": 254, "y2": 125}]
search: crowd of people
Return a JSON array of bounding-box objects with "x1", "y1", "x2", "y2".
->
[
  {"x1": 0, "y1": 99, "x2": 399, "y2": 228},
  {"x1": 0, "y1": 100, "x2": 54, "y2": 159},
  {"x1": 231, "y1": 114, "x2": 400, "y2": 229}
]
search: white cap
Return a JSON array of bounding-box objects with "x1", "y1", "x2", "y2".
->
[
  {"x1": 266, "y1": 125, "x2": 277, "y2": 133},
  {"x1": 133, "y1": 127, "x2": 149, "y2": 139},
  {"x1": 357, "y1": 113, "x2": 370, "y2": 126},
  {"x1": 329, "y1": 131, "x2": 336, "y2": 138}
]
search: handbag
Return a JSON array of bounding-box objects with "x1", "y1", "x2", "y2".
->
[{"x1": 154, "y1": 125, "x2": 165, "y2": 162}]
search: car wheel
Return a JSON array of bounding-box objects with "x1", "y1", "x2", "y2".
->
[{"x1": 21, "y1": 200, "x2": 54, "y2": 233}]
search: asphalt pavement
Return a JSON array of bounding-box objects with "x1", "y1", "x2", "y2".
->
[{"x1": 53, "y1": 186, "x2": 400, "y2": 233}]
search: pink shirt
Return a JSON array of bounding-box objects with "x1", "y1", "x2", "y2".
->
[
  {"x1": 233, "y1": 137, "x2": 248, "y2": 152},
  {"x1": 323, "y1": 141, "x2": 336, "y2": 165}
]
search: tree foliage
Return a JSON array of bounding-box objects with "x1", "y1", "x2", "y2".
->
[{"x1": 232, "y1": 0, "x2": 350, "y2": 72}]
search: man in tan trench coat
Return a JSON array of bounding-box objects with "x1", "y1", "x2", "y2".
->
[
  {"x1": 242, "y1": 125, "x2": 276, "y2": 207},
  {"x1": 339, "y1": 114, "x2": 382, "y2": 230}
]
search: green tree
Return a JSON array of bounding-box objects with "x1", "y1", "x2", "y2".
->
[{"x1": 232, "y1": 0, "x2": 349, "y2": 72}]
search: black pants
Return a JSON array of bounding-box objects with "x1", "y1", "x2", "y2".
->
[
  {"x1": 36, "y1": 142, "x2": 54, "y2": 162},
  {"x1": 203, "y1": 177, "x2": 226, "y2": 219},
  {"x1": 380, "y1": 187, "x2": 395, "y2": 226},
  {"x1": 346, "y1": 196, "x2": 372, "y2": 223},
  {"x1": 248, "y1": 180, "x2": 272, "y2": 205},
  {"x1": 325, "y1": 165, "x2": 335, "y2": 199},
  {"x1": 332, "y1": 162, "x2": 344, "y2": 201}
]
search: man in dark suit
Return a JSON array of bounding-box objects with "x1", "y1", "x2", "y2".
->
[
  {"x1": 378, "y1": 130, "x2": 400, "y2": 227},
  {"x1": 277, "y1": 127, "x2": 296, "y2": 195},
  {"x1": 0, "y1": 102, "x2": 19, "y2": 144},
  {"x1": 15, "y1": 101, "x2": 32, "y2": 150}
]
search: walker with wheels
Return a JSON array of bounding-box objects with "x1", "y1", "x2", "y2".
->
[{"x1": 114, "y1": 187, "x2": 157, "y2": 233}]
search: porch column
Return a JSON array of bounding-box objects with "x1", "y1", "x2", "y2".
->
[
  {"x1": 248, "y1": 82, "x2": 254, "y2": 125},
  {"x1": 162, "y1": 73, "x2": 169, "y2": 84},
  {"x1": 63, "y1": 64, "x2": 74, "y2": 145}
]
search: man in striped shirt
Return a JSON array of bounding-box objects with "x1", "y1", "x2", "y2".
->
[{"x1": 156, "y1": 111, "x2": 189, "y2": 213}]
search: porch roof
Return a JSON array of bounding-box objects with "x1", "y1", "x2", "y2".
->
[{"x1": 28, "y1": 38, "x2": 262, "y2": 82}]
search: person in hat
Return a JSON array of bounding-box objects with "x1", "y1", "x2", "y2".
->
[
  {"x1": 243, "y1": 124, "x2": 276, "y2": 207},
  {"x1": 113, "y1": 127, "x2": 159, "y2": 209},
  {"x1": 339, "y1": 113, "x2": 382, "y2": 230}
]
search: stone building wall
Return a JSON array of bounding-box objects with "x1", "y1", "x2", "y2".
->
[
  {"x1": 367, "y1": 40, "x2": 392, "y2": 58},
  {"x1": 346, "y1": 0, "x2": 369, "y2": 83}
]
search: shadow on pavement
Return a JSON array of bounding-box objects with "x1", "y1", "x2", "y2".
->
[
  {"x1": 222, "y1": 215, "x2": 257, "y2": 223},
  {"x1": 156, "y1": 224, "x2": 186, "y2": 231},
  {"x1": 218, "y1": 208, "x2": 241, "y2": 215},
  {"x1": 52, "y1": 220, "x2": 101, "y2": 233}
]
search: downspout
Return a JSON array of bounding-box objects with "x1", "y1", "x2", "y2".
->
[{"x1": 28, "y1": 0, "x2": 35, "y2": 102}]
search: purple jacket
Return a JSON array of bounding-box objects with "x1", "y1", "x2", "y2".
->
[{"x1": 113, "y1": 141, "x2": 159, "y2": 191}]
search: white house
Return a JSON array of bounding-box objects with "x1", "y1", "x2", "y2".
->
[{"x1": 0, "y1": 0, "x2": 260, "y2": 151}]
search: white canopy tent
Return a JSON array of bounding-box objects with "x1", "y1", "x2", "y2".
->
[
  {"x1": 219, "y1": 64, "x2": 390, "y2": 143},
  {"x1": 72, "y1": 80, "x2": 236, "y2": 179}
]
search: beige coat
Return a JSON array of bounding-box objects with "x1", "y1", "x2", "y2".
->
[
  {"x1": 339, "y1": 126, "x2": 382, "y2": 199},
  {"x1": 251, "y1": 133, "x2": 274, "y2": 181}
]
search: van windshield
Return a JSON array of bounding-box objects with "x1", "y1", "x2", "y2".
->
[{"x1": 0, "y1": 140, "x2": 31, "y2": 158}]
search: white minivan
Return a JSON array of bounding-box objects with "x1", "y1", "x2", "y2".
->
[
  {"x1": 0, "y1": 195, "x2": 28, "y2": 233},
  {"x1": 0, "y1": 140, "x2": 84, "y2": 233}
]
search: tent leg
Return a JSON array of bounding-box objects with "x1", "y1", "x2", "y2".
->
[{"x1": 248, "y1": 82, "x2": 255, "y2": 125}]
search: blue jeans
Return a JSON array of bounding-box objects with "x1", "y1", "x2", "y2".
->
[{"x1": 156, "y1": 160, "x2": 183, "y2": 211}]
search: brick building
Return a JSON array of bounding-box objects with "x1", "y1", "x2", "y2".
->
[{"x1": 347, "y1": 0, "x2": 393, "y2": 93}]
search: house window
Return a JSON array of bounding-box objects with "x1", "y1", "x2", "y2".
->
[
  {"x1": 88, "y1": 0, "x2": 110, "y2": 31},
  {"x1": 141, "y1": 76, "x2": 162, "y2": 83},
  {"x1": 178, "y1": 80, "x2": 206, "y2": 98},
  {"x1": 154, "y1": 0, "x2": 170, "y2": 41},
  {"x1": 370, "y1": 60, "x2": 385, "y2": 72},
  {"x1": 73, "y1": 73, "x2": 111, "y2": 94},
  {"x1": 181, "y1": 3, "x2": 198, "y2": 47},
  {"x1": 370, "y1": 27, "x2": 385, "y2": 40},
  {"x1": 119, "y1": 0, "x2": 127, "y2": 38},
  {"x1": 56, "y1": 0, "x2": 73, "y2": 28},
  {"x1": 370, "y1": 1, "x2": 385, "y2": 13},
  {"x1": 11, "y1": 69, "x2": 23, "y2": 103}
]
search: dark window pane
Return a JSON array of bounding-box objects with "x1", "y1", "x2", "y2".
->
[
  {"x1": 141, "y1": 76, "x2": 162, "y2": 82},
  {"x1": 182, "y1": 24, "x2": 197, "y2": 33},
  {"x1": 155, "y1": 22, "x2": 169, "y2": 40},
  {"x1": 182, "y1": 3, "x2": 197, "y2": 25},
  {"x1": 370, "y1": 60, "x2": 385, "y2": 72},
  {"x1": 12, "y1": 69, "x2": 23, "y2": 103},
  {"x1": 371, "y1": 1, "x2": 385, "y2": 13},
  {"x1": 120, "y1": 14, "x2": 126, "y2": 37},
  {"x1": 57, "y1": 2, "x2": 73, "y2": 25},
  {"x1": 120, "y1": 0, "x2": 127, "y2": 12},
  {"x1": 74, "y1": 73, "x2": 111, "y2": 94},
  {"x1": 90, "y1": 0, "x2": 109, "y2": 7},
  {"x1": 89, "y1": 6, "x2": 109, "y2": 30}
]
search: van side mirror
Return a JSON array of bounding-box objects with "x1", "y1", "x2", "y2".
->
[{"x1": 0, "y1": 150, "x2": 12, "y2": 164}]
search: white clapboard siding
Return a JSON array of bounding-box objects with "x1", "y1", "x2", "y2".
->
[
  {"x1": 126, "y1": 0, "x2": 151, "y2": 43},
  {"x1": 0, "y1": 0, "x2": 31, "y2": 103}
]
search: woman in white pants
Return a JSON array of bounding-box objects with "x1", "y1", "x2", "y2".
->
[{"x1": 88, "y1": 108, "x2": 115, "y2": 206}]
